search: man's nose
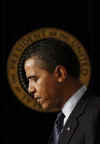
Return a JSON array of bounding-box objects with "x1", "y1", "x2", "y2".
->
[{"x1": 28, "y1": 85, "x2": 36, "y2": 94}]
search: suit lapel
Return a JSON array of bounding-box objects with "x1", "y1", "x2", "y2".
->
[
  {"x1": 59, "y1": 89, "x2": 90, "y2": 144},
  {"x1": 48, "y1": 130, "x2": 54, "y2": 144},
  {"x1": 48, "y1": 89, "x2": 91, "y2": 144}
]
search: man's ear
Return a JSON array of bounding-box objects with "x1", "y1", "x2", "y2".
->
[{"x1": 54, "y1": 65, "x2": 67, "y2": 83}]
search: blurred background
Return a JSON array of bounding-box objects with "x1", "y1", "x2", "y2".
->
[{"x1": 2, "y1": 0, "x2": 96, "y2": 144}]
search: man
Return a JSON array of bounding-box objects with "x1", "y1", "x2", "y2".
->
[{"x1": 23, "y1": 38, "x2": 100, "y2": 144}]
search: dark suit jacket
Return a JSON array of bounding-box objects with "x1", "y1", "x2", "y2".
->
[{"x1": 48, "y1": 89, "x2": 100, "y2": 144}]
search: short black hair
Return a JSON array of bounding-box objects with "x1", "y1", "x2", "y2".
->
[{"x1": 18, "y1": 38, "x2": 80, "y2": 93}]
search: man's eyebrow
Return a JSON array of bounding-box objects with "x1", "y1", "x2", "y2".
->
[{"x1": 27, "y1": 75, "x2": 37, "y2": 80}]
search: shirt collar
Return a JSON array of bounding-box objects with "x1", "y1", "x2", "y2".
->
[{"x1": 62, "y1": 85, "x2": 87, "y2": 118}]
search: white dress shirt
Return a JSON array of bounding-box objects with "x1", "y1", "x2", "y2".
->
[{"x1": 62, "y1": 85, "x2": 87, "y2": 126}]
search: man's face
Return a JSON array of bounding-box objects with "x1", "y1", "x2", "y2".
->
[{"x1": 24, "y1": 58, "x2": 62, "y2": 111}]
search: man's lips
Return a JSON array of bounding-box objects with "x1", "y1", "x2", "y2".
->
[
  {"x1": 37, "y1": 98, "x2": 42, "y2": 103},
  {"x1": 35, "y1": 97, "x2": 48, "y2": 105},
  {"x1": 34, "y1": 96, "x2": 43, "y2": 103}
]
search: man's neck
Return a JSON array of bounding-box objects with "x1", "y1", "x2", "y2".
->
[{"x1": 61, "y1": 77, "x2": 83, "y2": 108}]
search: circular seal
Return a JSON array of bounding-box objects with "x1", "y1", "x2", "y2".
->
[{"x1": 7, "y1": 28, "x2": 91, "y2": 112}]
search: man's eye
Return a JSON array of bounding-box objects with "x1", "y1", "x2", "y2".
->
[
  {"x1": 32, "y1": 78, "x2": 37, "y2": 81},
  {"x1": 31, "y1": 77, "x2": 38, "y2": 82},
  {"x1": 27, "y1": 76, "x2": 38, "y2": 82}
]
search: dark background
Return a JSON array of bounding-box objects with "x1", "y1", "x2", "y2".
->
[{"x1": 2, "y1": 0, "x2": 96, "y2": 144}]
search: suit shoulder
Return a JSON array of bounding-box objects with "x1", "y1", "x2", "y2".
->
[
  {"x1": 85, "y1": 93, "x2": 100, "y2": 116},
  {"x1": 88, "y1": 94, "x2": 100, "y2": 108}
]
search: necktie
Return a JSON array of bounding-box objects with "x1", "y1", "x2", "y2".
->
[
  {"x1": 53, "y1": 112, "x2": 65, "y2": 144},
  {"x1": 56, "y1": 112, "x2": 65, "y2": 134}
]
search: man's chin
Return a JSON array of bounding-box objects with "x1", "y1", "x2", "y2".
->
[
  {"x1": 41, "y1": 103, "x2": 49, "y2": 111},
  {"x1": 41, "y1": 102, "x2": 54, "y2": 112},
  {"x1": 41, "y1": 103, "x2": 59, "y2": 112}
]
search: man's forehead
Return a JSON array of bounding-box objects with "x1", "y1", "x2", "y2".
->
[
  {"x1": 25, "y1": 57, "x2": 47, "y2": 70},
  {"x1": 25, "y1": 65, "x2": 39, "y2": 78},
  {"x1": 25, "y1": 58, "x2": 35, "y2": 67},
  {"x1": 24, "y1": 58, "x2": 44, "y2": 75}
]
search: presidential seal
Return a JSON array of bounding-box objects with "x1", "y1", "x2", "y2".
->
[{"x1": 7, "y1": 28, "x2": 91, "y2": 112}]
